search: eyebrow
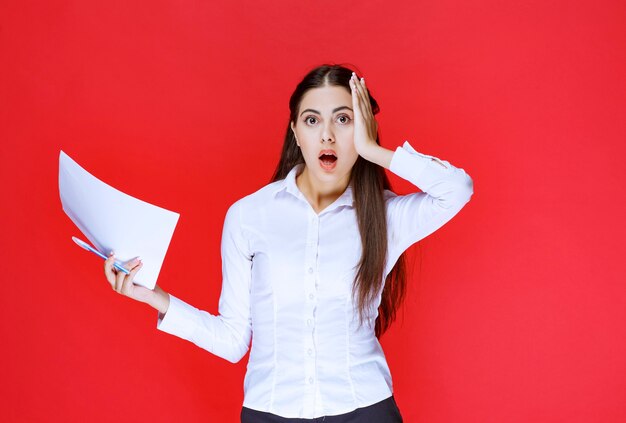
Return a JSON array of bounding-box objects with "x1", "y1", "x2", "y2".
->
[{"x1": 299, "y1": 106, "x2": 353, "y2": 117}]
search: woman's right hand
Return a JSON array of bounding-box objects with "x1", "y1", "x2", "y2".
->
[
  {"x1": 104, "y1": 253, "x2": 154, "y2": 304},
  {"x1": 104, "y1": 253, "x2": 171, "y2": 315}
]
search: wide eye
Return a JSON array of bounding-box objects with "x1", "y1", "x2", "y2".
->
[
  {"x1": 337, "y1": 115, "x2": 351, "y2": 124},
  {"x1": 305, "y1": 116, "x2": 317, "y2": 125}
]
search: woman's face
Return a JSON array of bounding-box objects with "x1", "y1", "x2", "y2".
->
[{"x1": 290, "y1": 84, "x2": 359, "y2": 185}]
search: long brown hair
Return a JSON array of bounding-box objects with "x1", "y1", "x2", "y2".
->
[{"x1": 270, "y1": 64, "x2": 409, "y2": 338}]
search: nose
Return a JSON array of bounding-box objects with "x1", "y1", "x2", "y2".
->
[{"x1": 321, "y1": 123, "x2": 334, "y2": 143}]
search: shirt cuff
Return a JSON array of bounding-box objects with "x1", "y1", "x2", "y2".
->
[
  {"x1": 156, "y1": 294, "x2": 199, "y2": 340},
  {"x1": 390, "y1": 141, "x2": 442, "y2": 178}
]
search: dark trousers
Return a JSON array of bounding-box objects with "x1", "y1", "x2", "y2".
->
[{"x1": 240, "y1": 395, "x2": 403, "y2": 423}]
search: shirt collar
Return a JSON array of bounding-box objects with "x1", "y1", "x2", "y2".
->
[{"x1": 272, "y1": 163, "x2": 355, "y2": 212}]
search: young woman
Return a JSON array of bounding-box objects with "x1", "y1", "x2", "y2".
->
[{"x1": 104, "y1": 64, "x2": 474, "y2": 422}]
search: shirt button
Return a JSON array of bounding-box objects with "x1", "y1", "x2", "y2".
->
[
  {"x1": 307, "y1": 348, "x2": 313, "y2": 355},
  {"x1": 307, "y1": 319, "x2": 312, "y2": 326},
  {"x1": 308, "y1": 267, "x2": 313, "y2": 274},
  {"x1": 308, "y1": 377, "x2": 314, "y2": 384},
  {"x1": 308, "y1": 293, "x2": 314, "y2": 300}
]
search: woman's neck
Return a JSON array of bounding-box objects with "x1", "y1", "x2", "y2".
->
[{"x1": 295, "y1": 166, "x2": 350, "y2": 214}]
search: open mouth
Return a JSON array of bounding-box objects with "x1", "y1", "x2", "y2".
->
[
  {"x1": 319, "y1": 154, "x2": 337, "y2": 165},
  {"x1": 318, "y1": 150, "x2": 337, "y2": 166}
]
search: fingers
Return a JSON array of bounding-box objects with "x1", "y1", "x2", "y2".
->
[
  {"x1": 350, "y1": 75, "x2": 359, "y2": 110},
  {"x1": 114, "y1": 257, "x2": 141, "y2": 293},
  {"x1": 121, "y1": 261, "x2": 143, "y2": 296},
  {"x1": 357, "y1": 77, "x2": 373, "y2": 116},
  {"x1": 350, "y1": 73, "x2": 362, "y2": 104},
  {"x1": 106, "y1": 253, "x2": 142, "y2": 296},
  {"x1": 104, "y1": 252, "x2": 117, "y2": 287},
  {"x1": 350, "y1": 73, "x2": 365, "y2": 102},
  {"x1": 350, "y1": 73, "x2": 372, "y2": 118},
  {"x1": 351, "y1": 73, "x2": 378, "y2": 141},
  {"x1": 350, "y1": 74, "x2": 364, "y2": 121}
]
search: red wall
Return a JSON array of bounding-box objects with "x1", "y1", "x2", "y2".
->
[{"x1": 1, "y1": 1, "x2": 625, "y2": 421}]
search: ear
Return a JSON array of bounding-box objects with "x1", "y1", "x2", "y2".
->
[{"x1": 290, "y1": 121, "x2": 300, "y2": 147}]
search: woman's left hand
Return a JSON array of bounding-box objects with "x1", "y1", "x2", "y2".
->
[{"x1": 350, "y1": 72, "x2": 379, "y2": 158}]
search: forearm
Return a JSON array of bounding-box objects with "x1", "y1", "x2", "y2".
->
[
  {"x1": 361, "y1": 143, "x2": 446, "y2": 171},
  {"x1": 360, "y1": 144, "x2": 394, "y2": 169},
  {"x1": 389, "y1": 140, "x2": 473, "y2": 207},
  {"x1": 155, "y1": 293, "x2": 252, "y2": 363}
]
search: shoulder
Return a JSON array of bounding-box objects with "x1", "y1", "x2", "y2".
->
[
  {"x1": 221, "y1": 180, "x2": 284, "y2": 244},
  {"x1": 232, "y1": 179, "x2": 284, "y2": 208},
  {"x1": 227, "y1": 179, "x2": 285, "y2": 217}
]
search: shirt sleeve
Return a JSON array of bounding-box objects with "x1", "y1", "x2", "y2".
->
[
  {"x1": 385, "y1": 140, "x2": 474, "y2": 272},
  {"x1": 155, "y1": 200, "x2": 253, "y2": 364}
]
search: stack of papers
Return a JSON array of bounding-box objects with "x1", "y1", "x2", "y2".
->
[{"x1": 58, "y1": 151, "x2": 180, "y2": 289}]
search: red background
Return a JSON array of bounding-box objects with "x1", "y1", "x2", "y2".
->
[{"x1": 1, "y1": 1, "x2": 625, "y2": 422}]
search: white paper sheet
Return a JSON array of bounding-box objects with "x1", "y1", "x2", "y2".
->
[{"x1": 58, "y1": 151, "x2": 179, "y2": 290}]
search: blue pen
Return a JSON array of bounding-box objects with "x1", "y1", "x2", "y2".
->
[{"x1": 72, "y1": 236, "x2": 132, "y2": 275}]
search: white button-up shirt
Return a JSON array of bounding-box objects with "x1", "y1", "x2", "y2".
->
[{"x1": 156, "y1": 140, "x2": 473, "y2": 418}]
